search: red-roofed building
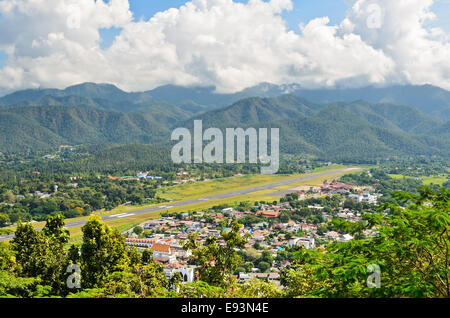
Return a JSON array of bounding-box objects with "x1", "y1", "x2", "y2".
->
[
  {"x1": 125, "y1": 238, "x2": 155, "y2": 249},
  {"x1": 152, "y1": 243, "x2": 176, "y2": 263},
  {"x1": 257, "y1": 210, "x2": 280, "y2": 218}
]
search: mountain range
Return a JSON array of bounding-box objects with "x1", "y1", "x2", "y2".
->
[{"x1": 0, "y1": 82, "x2": 449, "y2": 161}]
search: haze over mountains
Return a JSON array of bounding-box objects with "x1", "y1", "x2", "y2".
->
[{"x1": 0, "y1": 82, "x2": 449, "y2": 161}]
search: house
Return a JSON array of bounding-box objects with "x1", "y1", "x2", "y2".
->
[
  {"x1": 137, "y1": 172, "x2": 148, "y2": 179},
  {"x1": 257, "y1": 210, "x2": 280, "y2": 218},
  {"x1": 325, "y1": 231, "x2": 340, "y2": 241},
  {"x1": 152, "y1": 243, "x2": 177, "y2": 263},
  {"x1": 288, "y1": 237, "x2": 315, "y2": 249},
  {"x1": 125, "y1": 238, "x2": 155, "y2": 249},
  {"x1": 348, "y1": 192, "x2": 378, "y2": 204},
  {"x1": 338, "y1": 234, "x2": 354, "y2": 242},
  {"x1": 221, "y1": 208, "x2": 233, "y2": 215},
  {"x1": 321, "y1": 179, "x2": 353, "y2": 193},
  {"x1": 239, "y1": 273, "x2": 281, "y2": 285}
]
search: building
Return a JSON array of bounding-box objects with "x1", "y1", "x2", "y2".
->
[
  {"x1": 348, "y1": 192, "x2": 378, "y2": 204},
  {"x1": 338, "y1": 234, "x2": 354, "y2": 242},
  {"x1": 125, "y1": 238, "x2": 155, "y2": 249},
  {"x1": 221, "y1": 208, "x2": 233, "y2": 215},
  {"x1": 288, "y1": 237, "x2": 315, "y2": 249},
  {"x1": 152, "y1": 243, "x2": 177, "y2": 263},
  {"x1": 321, "y1": 179, "x2": 353, "y2": 193},
  {"x1": 238, "y1": 272, "x2": 281, "y2": 285},
  {"x1": 165, "y1": 267, "x2": 195, "y2": 283},
  {"x1": 257, "y1": 210, "x2": 280, "y2": 218}
]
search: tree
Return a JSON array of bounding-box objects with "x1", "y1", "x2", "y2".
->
[
  {"x1": 102, "y1": 263, "x2": 168, "y2": 298},
  {"x1": 3, "y1": 190, "x2": 15, "y2": 204},
  {"x1": 258, "y1": 261, "x2": 270, "y2": 273},
  {"x1": 280, "y1": 213, "x2": 290, "y2": 223},
  {"x1": 283, "y1": 187, "x2": 450, "y2": 298},
  {"x1": 11, "y1": 215, "x2": 69, "y2": 295},
  {"x1": 133, "y1": 226, "x2": 143, "y2": 236},
  {"x1": 260, "y1": 251, "x2": 273, "y2": 266},
  {"x1": 0, "y1": 213, "x2": 9, "y2": 227},
  {"x1": 80, "y1": 216, "x2": 130, "y2": 288},
  {"x1": 184, "y1": 221, "x2": 250, "y2": 287},
  {"x1": 42, "y1": 214, "x2": 69, "y2": 244}
]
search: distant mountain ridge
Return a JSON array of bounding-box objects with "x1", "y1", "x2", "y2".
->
[
  {"x1": 186, "y1": 95, "x2": 449, "y2": 161},
  {"x1": 0, "y1": 82, "x2": 449, "y2": 161},
  {"x1": 2, "y1": 82, "x2": 450, "y2": 120}
]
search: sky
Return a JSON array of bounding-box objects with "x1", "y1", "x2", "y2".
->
[{"x1": 0, "y1": 0, "x2": 449, "y2": 95}]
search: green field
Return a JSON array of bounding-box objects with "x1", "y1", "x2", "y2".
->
[
  {"x1": 156, "y1": 165, "x2": 350, "y2": 201},
  {"x1": 388, "y1": 174, "x2": 448, "y2": 185}
]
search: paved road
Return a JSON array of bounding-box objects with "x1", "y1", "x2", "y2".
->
[{"x1": 0, "y1": 168, "x2": 358, "y2": 242}]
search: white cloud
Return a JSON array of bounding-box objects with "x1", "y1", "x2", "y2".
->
[
  {"x1": 344, "y1": 0, "x2": 450, "y2": 88},
  {"x1": 0, "y1": 0, "x2": 448, "y2": 94}
]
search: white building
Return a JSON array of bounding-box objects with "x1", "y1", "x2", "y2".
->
[
  {"x1": 288, "y1": 237, "x2": 316, "y2": 249},
  {"x1": 338, "y1": 234, "x2": 354, "y2": 243},
  {"x1": 165, "y1": 267, "x2": 195, "y2": 283},
  {"x1": 348, "y1": 192, "x2": 378, "y2": 204}
]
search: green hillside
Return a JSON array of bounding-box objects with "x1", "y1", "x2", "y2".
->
[{"x1": 0, "y1": 85, "x2": 448, "y2": 162}]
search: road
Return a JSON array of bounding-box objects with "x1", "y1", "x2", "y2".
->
[{"x1": 0, "y1": 168, "x2": 358, "y2": 242}]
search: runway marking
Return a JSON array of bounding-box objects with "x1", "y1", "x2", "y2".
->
[
  {"x1": 115, "y1": 213, "x2": 135, "y2": 218},
  {"x1": 111, "y1": 213, "x2": 134, "y2": 218}
]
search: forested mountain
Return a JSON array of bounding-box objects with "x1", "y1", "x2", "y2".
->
[
  {"x1": 186, "y1": 95, "x2": 322, "y2": 126},
  {"x1": 292, "y1": 85, "x2": 450, "y2": 121},
  {"x1": 192, "y1": 99, "x2": 449, "y2": 161},
  {"x1": 2, "y1": 82, "x2": 450, "y2": 120},
  {"x1": 0, "y1": 83, "x2": 449, "y2": 162},
  {"x1": 0, "y1": 106, "x2": 170, "y2": 152}
]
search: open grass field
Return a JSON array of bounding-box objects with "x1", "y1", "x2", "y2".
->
[
  {"x1": 388, "y1": 174, "x2": 448, "y2": 186},
  {"x1": 156, "y1": 165, "x2": 348, "y2": 202},
  {"x1": 289, "y1": 169, "x2": 361, "y2": 187}
]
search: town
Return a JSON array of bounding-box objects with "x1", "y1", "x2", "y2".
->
[{"x1": 123, "y1": 178, "x2": 381, "y2": 287}]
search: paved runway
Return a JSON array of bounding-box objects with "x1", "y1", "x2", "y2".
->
[{"x1": 0, "y1": 168, "x2": 358, "y2": 242}]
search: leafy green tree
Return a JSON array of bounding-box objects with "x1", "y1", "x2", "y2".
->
[
  {"x1": 80, "y1": 216, "x2": 130, "y2": 288},
  {"x1": 102, "y1": 263, "x2": 168, "y2": 298},
  {"x1": 11, "y1": 215, "x2": 69, "y2": 295},
  {"x1": 0, "y1": 213, "x2": 9, "y2": 227},
  {"x1": 231, "y1": 279, "x2": 282, "y2": 298},
  {"x1": 184, "y1": 221, "x2": 250, "y2": 287},
  {"x1": 280, "y1": 213, "x2": 290, "y2": 223},
  {"x1": 258, "y1": 261, "x2": 270, "y2": 273},
  {"x1": 283, "y1": 187, "x2": 450, "y2": 298},
  {"x1": 133, "y1": 226, "x2": 143, "y2": 236}
]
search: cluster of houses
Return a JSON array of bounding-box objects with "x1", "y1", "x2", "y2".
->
[
  {"x1": 296, "y1": 179, "x2": 377, "y2": 199},
  {"x1": 122, "y1": 181, "x2": 381, "y2": 286}
]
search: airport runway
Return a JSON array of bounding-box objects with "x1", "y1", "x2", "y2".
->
[{"x1": 0, "y1": 168, "x2": 358, "y2": 242}]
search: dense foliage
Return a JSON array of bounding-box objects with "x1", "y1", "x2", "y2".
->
[{"x1": 0, "y1": 186, "x2": 448, "y2": 298}]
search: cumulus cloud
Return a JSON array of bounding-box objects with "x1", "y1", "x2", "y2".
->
[
  {"x1": 342, "y1": 0, "x2": 450, "y2": 88},
  {"x1": 0, "y1": 0, "x2": 448, "y2": 94}
]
